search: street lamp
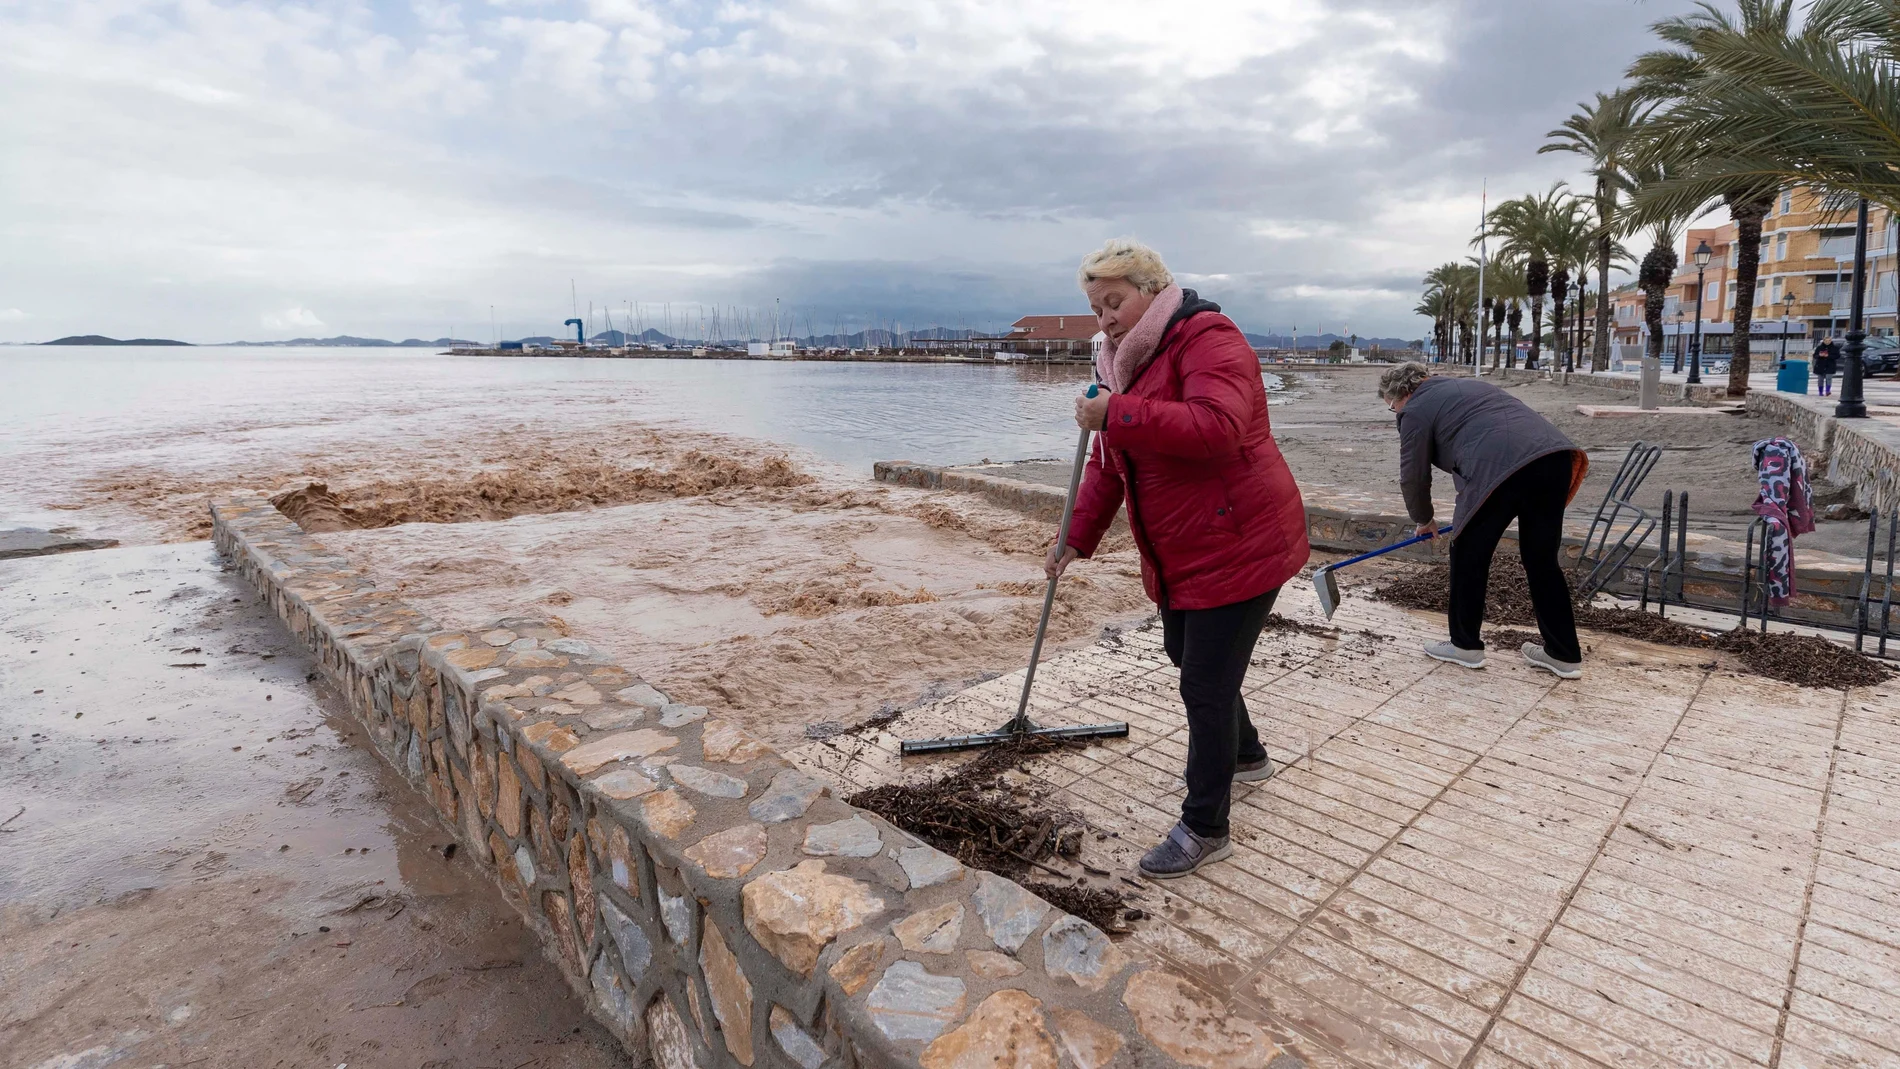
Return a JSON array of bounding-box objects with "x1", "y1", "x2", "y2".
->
[
  {"x1": 1779, "y1": 291, "x2": 1797, "y2": 370},
  {"x1": 1672, "y1": 311, "x2": 1684, "y2": 373},
  {"x1": 1688, "y1": 239, "x2": 1712, "y2": 386},
  {"x1": 1839, "y1": 198, "x2": 1870, "y2": 418}
]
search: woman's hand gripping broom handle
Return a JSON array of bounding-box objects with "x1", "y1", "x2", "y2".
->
[{"x1": 1008, "y1": 383, "x2": 1100, "y2": 731}]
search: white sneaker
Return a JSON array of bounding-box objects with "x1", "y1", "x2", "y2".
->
[
  {"x1": 1522, "y1": 643, "x2": 1582, "y2": 679},
  {"x1": 1424, "y1": 641, "x2": 1486, "y2": 669}
]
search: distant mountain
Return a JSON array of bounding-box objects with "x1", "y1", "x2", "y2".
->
[
  {"x1": 1242, "y1": 331, "x2": 1416, "y2": 351},
  {"x1": 215, "y1": 336, "x2": 481, "y2": 347},
  {"x1": 44, "y1": 335, "x2": 191, "y2": 346}
]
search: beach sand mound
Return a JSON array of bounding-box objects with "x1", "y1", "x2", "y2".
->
[{"x1": 267, "y1": 449, "x2": 811, "y2": 532}]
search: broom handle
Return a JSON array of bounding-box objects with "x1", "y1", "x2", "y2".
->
[
  {"x1": 1329, "y1": 525, "x2": 1455, "y2": 571},
  {"x1": 1011, "y1": 384, "x2": 1100, "y2": 730}
]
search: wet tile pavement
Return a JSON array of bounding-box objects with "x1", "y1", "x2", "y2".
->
[{"x1": 789, "y1": 582, "x2": 1900, "y2": 1068}]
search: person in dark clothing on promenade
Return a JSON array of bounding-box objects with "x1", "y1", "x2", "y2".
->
[
  {"x1": 1379, "y1": 363, "x2": 1590, "y2": 679},
  {"x1": 1812, "y1": 336, "x2": 1841, "y2": 396},
  {"x1": 1050, "y1": 238, "x2": 1310, "y2": 879}
]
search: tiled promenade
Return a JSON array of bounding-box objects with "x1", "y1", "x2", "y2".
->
[{"x1": 790, "y1": 582, "x2": 1900, "y2": 1068}]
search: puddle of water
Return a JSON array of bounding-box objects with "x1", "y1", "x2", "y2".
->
[{"x1": 0, "y1": 544, "x2": 630, "y2": 1067}]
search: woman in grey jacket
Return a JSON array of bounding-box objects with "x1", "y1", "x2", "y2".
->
[{"x1": 1379, "y1": 363, "x2": 1589, "y2": 678}]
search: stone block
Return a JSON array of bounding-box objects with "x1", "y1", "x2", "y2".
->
[
  {"x1": 641, "y1": 789, "x2": 697, "y2": 840},
  {"x1": 661, "y1": 703, "x2": 709, "y2": 727},
  {"x1": 972, "y1": 872, "x2": 1048, "y2": 952},
  {"x1": 570, "y1": 832, "x2": 596, "y2": 947},
  {"x1": 1040, "y1": 915, "x2": 1126, "y2": 991},
  {"x1": 803, "y1": 816, "x2": 883, "y2": 858},
  {"x1": 749, "y1": 769, "x2": 827, "y2": 824},
  {"x1": 893, "y1": 901, "x2": 964, "y2": 955},
  {"x1": 866, "y1": 960, "x2": 967, "y2": 1043},
  {"x1": 770, "y1": 1004, "x2": 829, "y2": 1069},
  {"x1": 828, "y1": 936, "x2": 887, "y2": 996},
  {"x1": 684, "y1": 823, "x2": 769, "y2": 879},
  {"x1": 700, "y1": 920, "x2": 756, "y2": 1065},
  {"x1": 702, "y1": 720, "x2": 772, "y2": 764},
  {"x1": 563, "y1": 729, "x2": 681, "y2": 776},
  {"x1": 1049, "y1": 1009, "x2": 1122, "y2": 1069},
  {"x1": 532, "y1": 805, "x2": 558, "y2": 874},
  {"x1": 599, "y1": 895, "x2": 653, "y2": 981},
  {"x1": 897, "y1": 846, "x2": 963, "y2": 889},
  {"x1": 743, "y1": 860, "x2": 886, "y2": 977},
  {"x1": 497, "y1": 756, "x2": 524, "y2": 838},
  {"x1": 521, "y1": 721, "x2": 581, "y2": 755},
  {"x1": 590, "y1": 950, "x2": 635, "y2": 1035},
  {"x1": 606, "y1": 822, "x2": 638, "y2": 896},
  {"x1": 543, "y1": 890, "x2": 583, "y2": 976},
  {"x1": 659, "y1": 884, "x2": 695, "y2": 946},
  {"x1": 920, "y1": 989, "x2": 1056, "y2": 1069},
  {"x1": 646, "y1": 995, "x2": 701, "y2": 1069},
  {"x1": 595, "y1": 768, "x2": 659, "y2": 800},
  {"x1": 965, "y1": 950, "x2": 1023, "y2": 979},
  {"x1": 671, "y1": 764, "x2": 749, "y2": 799}
]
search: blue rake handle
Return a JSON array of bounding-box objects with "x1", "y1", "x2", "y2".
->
[{"x1": 1327, "y1": 525, "x2": 1454, "y2": 572}]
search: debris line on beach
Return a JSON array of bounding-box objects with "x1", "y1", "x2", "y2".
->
[{"x1": 1374, "y1": 562, "x2": 1890, "y2": 689}]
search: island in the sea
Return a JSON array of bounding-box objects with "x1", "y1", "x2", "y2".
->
[{"x1": 43, "y1": 335, "x2": 192, "y2": 346}]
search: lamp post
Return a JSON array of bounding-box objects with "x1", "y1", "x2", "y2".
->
[
  {"x1": 1688, "y1": 239, "x2": 1712, "y2": 386},
  {"x1": 1672, "y1": 311, "x2": 1684, "y2": 373},
  {"x1": 1779, "y1": 292, "x2": 1796, "y2": 370},
  {"x1": 1838, "y1": 198, "x2": 1870, "y2": 418}
]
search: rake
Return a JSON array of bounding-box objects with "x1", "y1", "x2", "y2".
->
[
  {"x1": 1313, "y1": 526, "x2": 1453, "y2": 621},
  {"x1": 901, "y1": 384, "x2": 1131, "y2": 756}
]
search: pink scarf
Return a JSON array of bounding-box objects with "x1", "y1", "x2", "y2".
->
[{"x1": 1093, "y1": 284, "x2": 1182, "y2": 393}]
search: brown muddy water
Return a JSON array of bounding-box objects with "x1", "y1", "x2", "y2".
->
[{"x1": 0, "y1": 544, "x2": 629, "y2": 1068}]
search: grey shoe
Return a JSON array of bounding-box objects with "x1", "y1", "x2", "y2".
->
[
  {"x1": 1424, "y1": 641, "x2": 1486, "y2": 669},
  {"x1": 1522, "y1": 643, "x2": 1582, "y2": 679},
  {"x1": 1138, "y1": 822, "x2": 1231, "y2": 880},
  {"x1": 1234, "y1": 756, "x2": 1277, "y2": 783}
]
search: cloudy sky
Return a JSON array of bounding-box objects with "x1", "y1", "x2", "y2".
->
[{"x1": 0, "y1": 0, "x2": 1708, "y2": 344}]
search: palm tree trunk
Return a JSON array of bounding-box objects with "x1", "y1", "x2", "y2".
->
[
  {"x1": 1529, "y1": 297, "x2": 1544, "y2": 369},
  {"x1": 1644, "y1": 280, "x2": 1668, "y2": 363},
  {"x1": 1593, "y1": 234, "x2": 1612, "y2": 372},
  {"x1": 1725, "y1": 195, "x2": 1771, "y2": 397},
  {"x1": 1551, "y1": 293, "x2": 1567, "y2": 370}
]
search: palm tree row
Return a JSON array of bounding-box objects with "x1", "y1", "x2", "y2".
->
[{"x1": 1427, "y1": 0, "x2": 1900, "y2": 396}]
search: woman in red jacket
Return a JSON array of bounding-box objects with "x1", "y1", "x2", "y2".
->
[{"x1": 1046, "y1": 238, "x2": 1310, "y2": 879}]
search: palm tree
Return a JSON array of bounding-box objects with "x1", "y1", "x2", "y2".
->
[
  {"x1": 1627, "y1": 0, "x2": 1828, "y2": 396},
  {"x1": 1622, "y1": 159, "x2": 1693, "y2": 370},
  {"x1": 1542, "y1": 89, "x2": 1650, "y2": 372},
  {"x1": 1507, "y1": 301, "x2": 1524, "y2": 367},
  {"x1": 1544, "y1": 198, "x2": 1598, "y2": 372},
  {"x1": 1481, "y1": 184, "x2": 1577, "y2": 370},
  {"x1": 1478, "y1": 253, "x2": 1526, "y2": 368}
]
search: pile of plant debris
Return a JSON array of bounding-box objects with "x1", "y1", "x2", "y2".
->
[
  {"x1": 1375, "y1": 562, "x2": 1890, "y2": 690},
  {"x1": 846, "y1": 736, "x2": 1137, "y2": 932}
]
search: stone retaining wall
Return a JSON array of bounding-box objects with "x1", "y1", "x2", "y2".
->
[
  {"x1": 875, "y1": 462, "x2": 1881, "y2": 632},
  {"x1": 212, "y1": 494, "x2": 1270, "y2": 1069},
  {"x1": 1448, "y1": 363, "x2": 1734, "y2": 405},
  {"x1": 1746, "y1": 390, "x2": 1900, "y2": 513}
]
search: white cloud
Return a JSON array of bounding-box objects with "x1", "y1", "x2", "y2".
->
[
  {"x1": 0, "y1": 308, "x2": 28, "y2": 321},
  {"x1": 0, "y1": 0, "x2": 1709, "y2": 342},
  {"x1": 262, "y1": 307, "x2": 325, "y2": 330}
]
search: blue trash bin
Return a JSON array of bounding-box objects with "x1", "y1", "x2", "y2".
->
[{"x1": 1778, "y1": 359, "x2": 1810, "y2": 394}]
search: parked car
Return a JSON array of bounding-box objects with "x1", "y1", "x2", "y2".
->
[{"x1": 1862, "y1": 335, "x2": 1900, "y2": 376}]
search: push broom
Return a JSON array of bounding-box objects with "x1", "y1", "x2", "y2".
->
[
  {"x1": 1313, "y1": 525, "x2": 1453, "y2": 620},
  {"x1": 901, "y1": 384, "x2": 1130, "y2": 756}
]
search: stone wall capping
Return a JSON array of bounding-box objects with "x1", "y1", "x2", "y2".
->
[{"x1": 212, "y1": 491, "x2": 1267, "y2": 1069}]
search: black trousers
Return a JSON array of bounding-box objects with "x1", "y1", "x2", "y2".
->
[
  {"x1": 1161, "y1": 587, "x2": 1277, "y2": 839},
  {"x1": 1448, "y1": 451, "x2": 1582, "y2": 663}
]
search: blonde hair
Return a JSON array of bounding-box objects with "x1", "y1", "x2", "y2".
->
[
  {"x1": 1077, "y1": 238, "x2": 1174, "y2": 295},
  {"x1": 1378, "y1": 362, "x2": 1432, "y2": 403}
]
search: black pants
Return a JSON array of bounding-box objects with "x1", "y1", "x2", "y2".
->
[
  {"x1": 1448, "y1": 451, "x2": 1582, "y2": 663},
  {"x1": 1161, "y1": 587, "x2": 1277, "y2": 839}
]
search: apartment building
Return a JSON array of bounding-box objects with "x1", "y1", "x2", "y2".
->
[{"x1": 1750, "y1": 187, "x2": 1898, "y2": 343}]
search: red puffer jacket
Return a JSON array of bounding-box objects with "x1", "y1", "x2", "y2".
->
[{"x1": 1066, "y1": 305, "x2": 1309, "y2": 611}]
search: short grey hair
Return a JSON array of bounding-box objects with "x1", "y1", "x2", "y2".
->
[
  {"x1": 1077, "y1": 238, "x2": 1175, "y2": 295},
  {"x1": 1378, "y1": 362, "x2": 1432, "y2": 403}
]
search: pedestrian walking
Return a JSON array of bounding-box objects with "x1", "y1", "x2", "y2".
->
[
  {"x1": 1813, "y1": 336, "x2": 1841, "y2": 396},
  {"x1": 1050, "y1": 238, "x2": 1309, "y2": 880},
  {"x1": 1378, "y1": 363, "x2": 1590, "y2": 679}
]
